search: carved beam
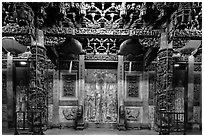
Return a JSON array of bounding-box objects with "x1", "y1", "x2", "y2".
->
[{"x1": 43, "y1": 27, "x2": 161, "y2": 39}]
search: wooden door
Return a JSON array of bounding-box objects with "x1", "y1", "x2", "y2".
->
[{"x1": 84, "y1": 69, "x2": 118, "y2": 124}]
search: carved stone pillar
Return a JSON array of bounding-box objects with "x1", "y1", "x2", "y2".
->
[
  {"x1": 7, "y1": 52, "x2": 14, "y2": 128},
  {"x1": 117, "y1": 55, "x2": 124, "y2": 107},
  {"x1": 52, "y1": 70, "x2": 60, "y2": 126},
  {"x1": 187, "y1": 55, "x2": 194, "y2": 127},
  {"x1": 142, "y1": 71, "x2": 149, "y2": 127},
  {"x1": 156, "y1": 32, "x2": 174, "y2": 134},
  {"x1": 78, "y1": 55, "x2": 85, "y2": 126},
  {"x1": 29, "y1": 29, "x2": 47, "y2": 133},
  {"x1": 78, "y1": 55, "x2": 85, "y2": 106},
  {"x1": 117, "y1": 55, "x2": 125, "y2": 129}
]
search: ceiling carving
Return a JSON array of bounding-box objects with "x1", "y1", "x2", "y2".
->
[
  {"x1": 2, "y1": 2, "x2": 202, "y2": 63},
  {"x1": 3, "y1": 2, "x2": 202, "y2": 30}
]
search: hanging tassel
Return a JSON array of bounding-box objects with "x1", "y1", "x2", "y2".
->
[
  {"x1": 129, "y1": 61, "x2": 132, "y2": 73},
  {"x1": 69, "y1": 61, "x2": 72, "y2": 73}
]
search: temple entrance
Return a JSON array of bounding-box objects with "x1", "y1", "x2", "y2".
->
[{"x1": 84, "y1": 69, "x2": 118, "y2": 127}]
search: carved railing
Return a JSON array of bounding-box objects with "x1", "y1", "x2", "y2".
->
[
  {"x1": 14, "y1": 110, "x2": 44, "y2": 135},
  {"x1": 159, "y1": 111, "x2": 186, "y2": 135}
]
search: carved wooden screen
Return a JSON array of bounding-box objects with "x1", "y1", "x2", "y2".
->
[
  {"x1": 84, "y1": 69, "x2": 118, "y2": 123},
  {"x1": 174, "y1": 68, "x2": 185, "y2": 122}
]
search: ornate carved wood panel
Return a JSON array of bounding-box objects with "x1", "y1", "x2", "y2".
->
[
  {"x1": 84, "y1": 69, "x2": 118, "y2": 123},
  {"x1": 126, "y1": 75, "x2": 140, "y2": 98}
]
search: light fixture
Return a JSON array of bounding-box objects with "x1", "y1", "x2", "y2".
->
[
  {"x1": 20, "y1": 61, "x2": 27, "y2": 66},
  {"x1": 174, "y1": 64, "x2": 180, "y2": 67}
]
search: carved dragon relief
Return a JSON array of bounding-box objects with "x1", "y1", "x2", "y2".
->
[
  {"x1": 62, "y1": 107, "x2": 77, "y2": 120},
  {"x1": 126, "y1": 107, "x2": 141, "y2": 122}
]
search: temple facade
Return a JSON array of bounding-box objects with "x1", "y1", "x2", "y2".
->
[{"x1": 2, "y1": 2, "x2": 202, "y2": 135}]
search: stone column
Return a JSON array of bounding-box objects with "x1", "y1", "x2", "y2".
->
[
  {"x1": 187, "y1": 55, "x2": 194, "y2": 127},
  {"x1": 29, "y1": 29, "x2": 47, "y2": 132},
  {"x1": 78, "y1": 55, "x2": 85, "y2": 114},
  {"x1": 117, "y1": 55, "x2": 124, "y2": 107},
  {"x1": 52, "y1": 70, "x2": 60, "y2": 126},
  {"x1": 7, "y1": 52, "x2": 14, "y2": 128},
  {"x1": 142, "y1": 71, "x2": 149, "y2": 127},
  {"x1": 156, "y1": 32, "x2": 174, "y2": 134}
]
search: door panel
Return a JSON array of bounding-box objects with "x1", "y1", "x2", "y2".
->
[{"x1": 84, "y1": 69, "x2": 118, "y2": 123}]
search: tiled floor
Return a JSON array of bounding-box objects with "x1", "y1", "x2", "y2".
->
[{"x1": 2, "y1": 128, "x2": 202, "y2": 135}]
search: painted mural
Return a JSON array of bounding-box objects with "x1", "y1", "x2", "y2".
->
[{"x1": 84, "y1": 69, "x2": 118, "y2": 123}]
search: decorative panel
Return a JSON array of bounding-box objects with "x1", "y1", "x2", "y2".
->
[
  {"x1": 193, "y1": 106, "x2": 201, "y2": 123},
  {"x1": 63, "y1": 75, "x2": 76, "y2": 97},
  {"x1": 149, "y1": 73, "x2": 156, "y2": 105},
  {"x1": 60, "y1": 73, "x2": 77, "y2": 100},
  {"x1": 174, "y1": 86, "x2": 184, "y2": 113},
  {"x1": 59, "y1": 106, "x2": 77, "y2": 122},
  {"x1": 16, "y1": 83, "x2": 28, "y2": 111},
  {"x1": 194, "y1": 75, "x2": 201, "y2": 106},
  {"x1": 125, "y1": 74, "x2": 141, "y2": 99},
  {"x1": 125, "y1": 107, "x2": 143, "y2": 123},
  {"x1": 85, "y1": 53, "x2": 118, "y2": 61},
  {"x1": 84, "y1": 69, "x2": 118, "y2": 123},
  {"x1": 127, "y1": 76, "x2": 139, "y2": 98}
]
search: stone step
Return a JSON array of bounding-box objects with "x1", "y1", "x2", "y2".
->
[{"x1": 86, "y1": 123, "x2": 117, "y2": 129}]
